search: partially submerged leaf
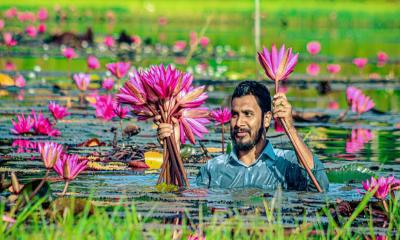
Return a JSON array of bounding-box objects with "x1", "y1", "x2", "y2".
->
[
  {"x1": 155, "y1": 183, "x2": 178, "y2": 193},
  {"x1": 77, "y1": 138, "x2": 106, "y2": 147},
  {"x1": 144, "y1": 151, "x2": 163, "y2": 169},
  {"x1": 129, "y1": 160, "x2": 149, "y2": 169}
]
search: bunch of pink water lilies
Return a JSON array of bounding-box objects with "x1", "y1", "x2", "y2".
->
[
  {"x1": 10, "y1": 102, "x2": 69, "y2": 136},
  {"x1": 117, "y1": 64, "x2": 209, "y2": 186},
  {"x1": 38, "y1": 141, "x2": 87, "y2": 195},
  {"x1": 360, "y1": 175, "x2": 400, "y2": 213}
]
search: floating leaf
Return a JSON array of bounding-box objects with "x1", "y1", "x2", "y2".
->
[
  {"x1": 180, "y1": 145, "x2": 197, "y2": 159},
  {"x1": 144, "y1": 151, "x2": 163, "y2": 169},
  {"x1": 155, "y1": 183, "x2": 178, "y2": 193},
  {"x1": 327, "y1": 170, "x2": 373, "y2": 184},
  {"x1": 77, "y1": 138, "x2": 106, "y2": 147},
  {"x1": 0, "y1": 73, "x2": 14, "y2": 86},
  {"x1": 129, "y1": 160, "x2": 149, "y2": 169},
  {"x1": 87, "y1": 162, "x2": 128, "y2": 171}
]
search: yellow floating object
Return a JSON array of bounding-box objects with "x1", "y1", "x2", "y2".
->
[
  {"x1": 144, "y1": 151, "x2": 163, "y2": 169},
  {"x1": 0, "y1": 90, "x2": 9, "y2": 97},
  {"x1": 0, "y1": 74, "x2": 15, "y2": 86},
  {"x1": 207, "y1": 147, "x2": 222, "y2": 153},
  {"x1": 85, "y1": 96, "x2": 97, "y2": 104}
]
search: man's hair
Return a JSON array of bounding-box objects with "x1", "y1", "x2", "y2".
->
[{"x1": 231, "y1": 81, "x2": 272, "y2": 114}]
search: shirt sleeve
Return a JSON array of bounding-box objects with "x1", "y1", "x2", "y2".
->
[
  {"x1": 283, "y1": 151, "x2": 329, "y2": 192},
  {"x1": 196, "y1": 163, "x2": 211, "y2": 188}
]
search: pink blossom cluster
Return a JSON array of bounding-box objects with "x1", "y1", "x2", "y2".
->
[
  {"x1": 117, "y1": 64, "x2": 209, "y2": 144},
  {"x1": 10, "y1": 109, "x2": 62, "y2": 136},
  {"x1": 346, "y1": 86, "x2": 375, "y2": 115},
  {"x1": 361, "y1": 175, "x2": 400, "y2": 200}
]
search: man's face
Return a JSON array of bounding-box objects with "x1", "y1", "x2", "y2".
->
[{"x1": 230, "y1": 95, "x2": 268, "y2": 151}]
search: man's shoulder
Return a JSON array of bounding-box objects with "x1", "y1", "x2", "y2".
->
[{"x1": 206, "y1": 154, "x2": 228, "y2": 166}]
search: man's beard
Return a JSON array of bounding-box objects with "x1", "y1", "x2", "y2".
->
[{"x1": 231, "y1": 119, "x2": 266, "y2": 152}]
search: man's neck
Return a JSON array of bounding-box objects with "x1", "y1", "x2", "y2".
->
[{"x1": 237, "y1": 137, "x2": 267, "y2": 166}]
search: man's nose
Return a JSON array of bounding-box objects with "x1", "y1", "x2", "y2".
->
[{"x1": 235, "y1": 114, "x2": 245, "y2": 127}]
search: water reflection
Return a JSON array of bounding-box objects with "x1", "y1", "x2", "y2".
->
[{"x1": 345, "y1": 128, "x2": 374, "y2": 154}]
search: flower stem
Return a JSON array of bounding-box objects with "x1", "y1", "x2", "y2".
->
[
  {"x1": 382, "y1": 200, "x2": 389, "y2": 213},
  {"x1": 62, "y1": 181, "x2": 69, "y2": 196},
  {"x1": 29, "y1": 169, "x2": 50, "y2": 200},
  {"x1": 221, "y1": 124, "x2": 225, "y2": 154}
]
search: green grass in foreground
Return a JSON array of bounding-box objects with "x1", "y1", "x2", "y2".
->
[{"x1": 1, "y1": 189, "x2": 399, "y2": 239}]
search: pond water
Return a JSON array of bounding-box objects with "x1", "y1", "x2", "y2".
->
[{"x1": 0, "y1": 78, "x2": 399, "y2": 231}]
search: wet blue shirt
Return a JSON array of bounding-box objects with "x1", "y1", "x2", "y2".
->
[{"x1": 196, "y1": 140, "x2": 329, "y2": 191}]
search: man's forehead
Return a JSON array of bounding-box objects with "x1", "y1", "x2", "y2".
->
[{"x1": 231, "y1": 95, "x2": 261, "y2": 111}]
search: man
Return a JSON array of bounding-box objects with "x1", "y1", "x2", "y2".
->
[{"x1": 157, "y1": 81, "x2": 329, "y2": 191}]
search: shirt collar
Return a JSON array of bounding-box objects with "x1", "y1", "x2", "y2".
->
[{"x1": 228, "y1": 140, "x2": 276, "y2": 167}]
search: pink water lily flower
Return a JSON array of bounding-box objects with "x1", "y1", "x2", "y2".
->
[
  {"x1": 199, "y1": 37, "x2": 209, "y2": 48},
  {"x1": 106, "y1": 62, "x2": 130, "y2": 79},
  {"x1": 94, "y1": 95, "x2": 116, "y2": 121},
  {"x1": 104, "y1": 36, "x2": 115, "y2": 48},
  {"x1": 25, "y1": 25, "x2": 38, "y2": 38},
  {"x1": 143, "y1": 64, "x2": 194, "y2": 100},
  {"x1": 113, "y1": 103, "x2": 130, "y2": 119},
  {"x1": 4, "y1": 7, "x2": 18, "y2": 19},
  {"x1": 37, "y1": 8, "x2": 48, "y2": 22},
  {"x1": 10, "y1": 113, "x2": 34, "y2": 135},
  {"x1": 73, "y1": 73, "x2": 91, "y2": 91},
  {"x1": 15, "y1": 74, "x2": 26, "y2": 88},
  {"x1": 3, "y1": 32, "x2": 17, "y2": 47},
  {"x1": 38, "y1": 142, "x2": 63, "y2": 169},
  {"x1": 353, "y1": 58, "x2": 368, "y2": 69},
  {"x1": 87, "y1": 55, "x2": 100, "y2": 70},
  {"x1": 361, "y1": 176, "x2": 400, "y2": 200},
  {"x1": 54, "y1": 154, "x2": 88, "y2": 181},
  {"x1": 173, "y1": 41, "x2": 187, "y2": 52},
  {"x1": 209, "y1": 107, "x2": 231, "y2": 125},
  {"x1": 306, "y1": 41, "x2": 321, "y2": 55},
  {"x1": 353, "y1": 94, "x2": 375, "y2": 115},
  {"x1": 327, "y1": 64, "x2": 341, "y2": 75},
  {"x1": 328, "y1": 101, "x2": 339, "y2": 110},
  {"x1": 257, "y1": 44, "x2": 298, "y2": 84},
  {"x1": 131, "y1": 35, "x2": 142, "y2": 45},
  {"x1": 306, "y1": 63, "x2": 320, "y2": 76},
  {"x1": 178, "y1": 108, "x2": 210, "y2": 144},
  {"x1": 37, "y1": 23, "x2": 46, "y2": 34},
  {"x1": 346, "y1": 86, "x2": 362, "y2": 107},
  {"x1": 62, "y1": 47, "x2": 77, "y2": 59},
  {"x1": 377, "y1": 51, "x2": 388, "y2": 67},
  {"x1": 102, "y1": 78, "x2": 114, "y2": 91},
  {"x1": 48, "y1": 101, "x2": 70, "y2": 120},
  {"x1": 116, "y1": 72, "x2": 147, "y2": 105},
  {"x1": 5, "y1": 60, "x2": 16, "y2": 71},
  {"x1": 31, "y1": 109, "x2": 60, "y2": 136}
]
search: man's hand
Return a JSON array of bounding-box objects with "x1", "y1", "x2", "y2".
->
[
  {"x1": 272, "y1": 93, "x2": 294, "y2": 129},
  {"x1": 154, "y1": 115, "x2": 180, "y2": 149}
]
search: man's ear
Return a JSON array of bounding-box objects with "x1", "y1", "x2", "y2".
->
[{"x1": 264, "y1": 111, "x2": 272, "y2": 128}]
